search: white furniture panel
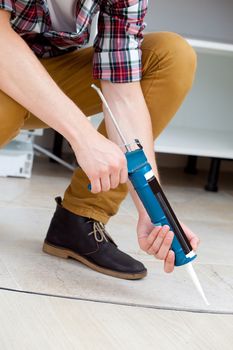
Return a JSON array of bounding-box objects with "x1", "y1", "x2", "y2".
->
[{"x1": 155, "y1": 43, "x2": 233, "y2": 160}]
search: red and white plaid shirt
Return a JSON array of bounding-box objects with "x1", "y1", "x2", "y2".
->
[{"x1": 0, "y1": 0, "x2": 148, "y2": 82}]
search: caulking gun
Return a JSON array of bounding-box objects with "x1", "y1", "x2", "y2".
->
[{"x1": 91, "y1": 84, "x2": 209, "y2": 305}]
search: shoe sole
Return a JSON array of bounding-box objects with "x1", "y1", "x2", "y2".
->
[{"x1": 43, "y1": 241, "x2": 147, "y2": 280}]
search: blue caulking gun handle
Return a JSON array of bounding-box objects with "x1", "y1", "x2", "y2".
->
[{"x1": 125, "y1": 147, "x2": 197, "y2": 267}]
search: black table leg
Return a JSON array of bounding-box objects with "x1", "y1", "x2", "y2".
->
[
  {"x1": 50, "y1": 131, "x2": 64, "y2": 163},
  {"x1": 205, "y1": 158, "x2": 221, "y2": 192},
  {"x1": 184, "y1": 155, "x2": 198, "y2": 174}
]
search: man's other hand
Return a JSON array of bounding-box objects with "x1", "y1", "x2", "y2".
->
[{"x1": 137, "y1": 214, "x2": 200, "y2": 273}]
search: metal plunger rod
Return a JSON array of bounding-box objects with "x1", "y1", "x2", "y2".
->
[{"x1": 91, "y1": 84, "x2": 131, "y2": 152}]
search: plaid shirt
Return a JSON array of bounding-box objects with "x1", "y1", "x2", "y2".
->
[{"x1": 0, "y1": 0, "x2": 148, "y2": 83}]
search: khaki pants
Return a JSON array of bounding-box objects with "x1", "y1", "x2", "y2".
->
[{"x1": 0, "y1": 32, "x2": 196, "y2": 223}]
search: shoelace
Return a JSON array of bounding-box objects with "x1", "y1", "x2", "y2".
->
[{"x1": 87, "y1": 220, "x2": 111, "y2": 243}]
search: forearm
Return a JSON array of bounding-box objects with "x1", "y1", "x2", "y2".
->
[
  {"x1": 0, "y1": 12, "x2": 94, "y2": 147},
  {"x1": 101, "y1": 81, "x2": 159, "y2": 217}
]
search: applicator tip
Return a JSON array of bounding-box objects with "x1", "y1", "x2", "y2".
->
[{"x1": 186, "y1": 262, "x2": 210, "y2": 306}]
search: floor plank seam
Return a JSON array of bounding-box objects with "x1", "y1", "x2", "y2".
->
[{"x1": 0, "y1": 286, "x2": 232, "y2": 316}]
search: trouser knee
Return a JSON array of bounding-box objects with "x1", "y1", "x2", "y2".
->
[{"x1": 142, "y1": 32, "x2": 197, "y2": 94}]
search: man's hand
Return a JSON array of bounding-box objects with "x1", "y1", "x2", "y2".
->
[
  {"x1": 137, "y1": 214, "x2": 200, "y2": 273},
  {"x1": 72, "y1": 131, "x2": 128, "y2": 194}
]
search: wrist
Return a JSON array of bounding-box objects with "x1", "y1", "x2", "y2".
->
[
  {"x1": 62, "y1": 112, "x2": 96, "y2": 151},
  {"x1": 138, "y1": 210, "x2": 150, "y2": 221}
]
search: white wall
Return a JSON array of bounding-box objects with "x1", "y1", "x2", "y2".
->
[{"x1": 145, "y1": 0, "x2": 233, "y2": 43}]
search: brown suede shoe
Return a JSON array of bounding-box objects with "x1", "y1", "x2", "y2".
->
[{"x1": 43, "y1": 197, "x2": 147, "y2": 280}]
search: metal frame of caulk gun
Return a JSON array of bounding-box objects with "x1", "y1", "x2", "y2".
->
[{"x1": 91, "y1": 83, "x2": 196, "y2": 267}]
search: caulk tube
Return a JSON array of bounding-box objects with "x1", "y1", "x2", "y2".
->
[{"x1": 126, "y1": 144, "x2": 197, "y2": 267}]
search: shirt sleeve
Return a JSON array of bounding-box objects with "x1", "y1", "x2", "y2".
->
[
  {"x1": 0, "y1": 0, "x2": 16, "y2": 18},
  {"x1": 93, "y1": 0, "x2": 148, "y2": 83}
]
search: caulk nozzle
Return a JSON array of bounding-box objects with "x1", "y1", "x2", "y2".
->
[{"x1": 186, "y1": 262, "x2": 210, "y2": 306}]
